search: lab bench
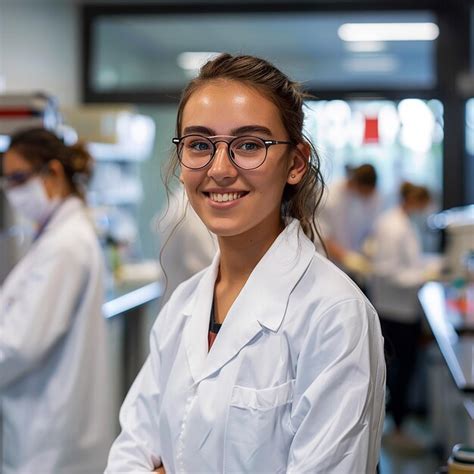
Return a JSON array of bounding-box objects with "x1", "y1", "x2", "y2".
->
[
  {"x1": 103, "y1": 280, "x2": 163, "y2": 434},
  {"x1": 419, "y1": 282, "x2": 474, "y2": 456}
]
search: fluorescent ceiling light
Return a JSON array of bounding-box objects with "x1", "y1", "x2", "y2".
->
[
  {"x1": 338, "y1": 23, "x2": 439, "y2": 42},
  {"x1": 177, "y1": 52, "x2": 220, "y2": 71},
  {"x1": 343, "y1": 56, "x2": 398, "y2": 73},
  {"x1": 345, "y1": 41, "x2": 386, "y2": 53}
]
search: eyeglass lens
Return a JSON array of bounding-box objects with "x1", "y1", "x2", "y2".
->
[
  {"x1": 0, "y1": 170, "x2": 36, "y2": 189},
  {"x1": 178, "y1": 135, "x2": 268, "y2": 170}
]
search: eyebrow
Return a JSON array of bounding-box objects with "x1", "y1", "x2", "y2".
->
[{"x1": 182, "y1": 125, "x2": 274, "y2": 137}]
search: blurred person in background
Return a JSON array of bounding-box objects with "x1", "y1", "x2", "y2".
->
[
  {"x1": 153, "y1": 186, "x2": 217, "y2": 306},
  {"x1": 368, "y1": 181, "x2": 438, "y2": 450},
  {"x1": 0, "y1": 128, "x2": 113, "y2": 474},
  {"x1": 319, "y1": 163, "x2": 382, "y2": 282}
]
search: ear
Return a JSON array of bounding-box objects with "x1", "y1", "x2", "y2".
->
[
  {"x1": 47, "y1": 159, "x2": 66, "y2": 179},
  {"x1": 179, "y1": 171, "x2": 185, "y2": 184},
  {"x1": 42, "y1": 159, "x2": 67, "y2": 199},
  {"x1": 287, "y1": 142, "x2": 309, "y2": 185}
]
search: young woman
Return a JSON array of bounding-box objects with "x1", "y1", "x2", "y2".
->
[
  {"x1": 106, "y1": 54, "x2": 385, "y2": 473},
  {"x1": 0, "y1": 128, "x2": 113, "y2": 473}
]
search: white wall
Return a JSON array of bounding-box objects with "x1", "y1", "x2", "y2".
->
[{"x1": 0, "y1": 0, "x2": 79, "y2": 106}]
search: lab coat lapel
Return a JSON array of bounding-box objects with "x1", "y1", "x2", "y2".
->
[
  {"x1": 198, "y1": 220, "x2": 315, "y2": 382},
  {"x1": 182, "y1": 254, "x2": 219, "y2": 383},
  {"x1": 31, "y1": 197, "x2": 84, "y2": 246}
]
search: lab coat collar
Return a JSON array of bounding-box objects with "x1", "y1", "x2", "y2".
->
[{"x1": 182, "y1": 219, "x2": 315, "y2": 383}]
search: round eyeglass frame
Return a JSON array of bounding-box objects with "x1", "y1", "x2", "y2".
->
[
  {"x1": 172, "y1": 134, "x2": 294, "y2": 170},
  {"x1": 0, "y1": 167, "x2": 46, "y2": 190},
  {"x1": 0, "y1": 159, "x2": 55, "y2": 191}
]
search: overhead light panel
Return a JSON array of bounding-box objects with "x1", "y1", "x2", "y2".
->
[
  {"x1": 345, "y1": 41, "x2": 386, "y2": 53},
  {"x1": 338, "y1": 22, "x2": 439, "y2": 42}
]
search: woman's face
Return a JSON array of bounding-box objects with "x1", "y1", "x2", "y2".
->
[
  {"x1": 3, "y1": 149, "x2": 36, "y2": 187},
  {"x1": 3, "y1": 149, "x2": 60, "y2": 199},
  {"x1": 179, "y1": 80, "x2": 306, "y2": 241}
]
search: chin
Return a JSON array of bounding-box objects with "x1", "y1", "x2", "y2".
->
[
  {"x1": 205, "y1": 222, "x2": 243, "y2": 238},
  {"x1": 199, "y1": 215, "x2": 249, "y2": 238}
]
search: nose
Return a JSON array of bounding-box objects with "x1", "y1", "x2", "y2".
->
[{"x1": 207, "y1": 142, "x2": 238, "y2": 181}]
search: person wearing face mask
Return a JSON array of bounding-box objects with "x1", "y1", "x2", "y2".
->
[
  {"x1": 318, "y1": 164, "x2": 383, "y2": 280},
  {"x1": 367, "y1": 181, "x2": 435, "y2": 450},
  {"x1": 0, "y1": 128, "x2": 113, "y2": 474}
]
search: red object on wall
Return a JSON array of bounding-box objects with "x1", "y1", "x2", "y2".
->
[{"x1": 364, "y1": 116, "x2": 379, "y2": 143}]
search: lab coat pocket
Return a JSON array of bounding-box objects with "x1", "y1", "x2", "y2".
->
[{"x1": 224, "y1": 379, "x2": 295, "y2": 473}]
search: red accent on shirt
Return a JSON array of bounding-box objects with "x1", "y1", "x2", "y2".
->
[{"x1": 208, "y1": 331, "x2": 218, "y2": 351}]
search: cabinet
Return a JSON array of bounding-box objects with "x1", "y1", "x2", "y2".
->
[{"x1": 61, "y1": 105, "x2": 156, "y2": 268}]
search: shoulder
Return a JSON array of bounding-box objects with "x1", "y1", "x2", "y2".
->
[
  {"x1": 282, "y1": 252, "x2": 382, "y2": 370},
  {"x1": 287, "y1": 250, "x2": 377, "y2": 330},
  {"x1": 311, "y1": 252, "x2": 373, "y2": 307},
  {"x1": 36, "y1": 206, "x2": 100, "y2": 267}
]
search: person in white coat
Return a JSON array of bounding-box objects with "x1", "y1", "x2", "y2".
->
[
  {"x1": 153, "y1": 187, "x2": 217, "y2": 306},
  {"x1": 319, "y1": 164, "x2": 383, "y2": 280},
  {"x1": 0, "y1": 128, "x2": 113, "y2": 473},
  {"x1": 106, "y1": 53, "x2": 385, "y2": 473},
  {"x1": 368, "y1": 181, "x2": 434, "y2": 444}
]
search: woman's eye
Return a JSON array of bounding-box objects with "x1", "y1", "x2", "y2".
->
[
  {"x1": 188, "y1": 141, "x2": 211, "y2": 152},
  {"x1": 235, "y1": 140, "x2": 263, "y2": 153},
  {"x1": 6, "y1": 171, "x2": 33, "y2": 187}
]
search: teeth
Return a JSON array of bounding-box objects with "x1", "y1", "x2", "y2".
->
[{"x1": 210, "y1": 192, "x2": 243, "y2": 203}]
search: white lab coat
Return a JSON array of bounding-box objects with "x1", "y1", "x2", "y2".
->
[
  {"x1": 319, "y1": 180, "x2": 383, "y2": 253},
  {"x1": 106, "y1": 219, "x2": 386, "y2": 473},
  {"x1": 154, "y1": 188, "x2": 217, "y2": 305},
  {"x1": 0, "y1": 197, "x2": 114, "y2": 474},
  {"x1": 368, "y1": 206, "x2": 429, "y2": 323}
]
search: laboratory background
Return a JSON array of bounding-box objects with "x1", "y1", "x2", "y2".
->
[{"x1": 0, "y1": 0, "x2": 473, "y2": 473}]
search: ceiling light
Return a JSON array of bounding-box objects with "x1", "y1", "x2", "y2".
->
[
  {"x1": 177, "y1": 52, "x2": 220, "y2": 71},
  {"x1": 338, "y1": 23, "x2": 439, "y2": 42},
  {"x1": 345, "y1": 41, "x2": 386, "y2": 53},
  {"x1": 343, "y1": 56, "x2": 398, "y2": 73}
]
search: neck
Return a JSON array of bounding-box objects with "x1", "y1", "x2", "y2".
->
[
  {"x1": 217, "y1": 215, "x2": 284, "y2": 286},
  {"x1": 401, "y1": 202, "x2": 411, "y2": 214}
]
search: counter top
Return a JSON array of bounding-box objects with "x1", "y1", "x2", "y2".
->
[
  {"x1": 419, "y1": 282, "x2": 474, "y2": 393},
  {"x1": 103, "y1": 281, "x2": 163, "y2": 318}
]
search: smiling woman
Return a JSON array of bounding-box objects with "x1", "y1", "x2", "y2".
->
[
  {"x1": 176, "y1": 79, "x2": 306, "y2": 241},
  {"x1": 106, "y1": 53, "x2": 386, "y2": 474}
]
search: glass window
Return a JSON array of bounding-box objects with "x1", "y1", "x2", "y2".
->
[
  {"x1": 89, "y1": 10, "x2": 437, "y2": 95},
  {"x1": 304, "y1": 97, "x2": 443, "y2": 252},
  {"x1": 304, "y1": 98, "x2": 443, "y2": 207}
]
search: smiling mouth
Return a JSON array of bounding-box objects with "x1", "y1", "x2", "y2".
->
[{"x1": 203, "y1": 191, "x2": 249, "y2": 203}]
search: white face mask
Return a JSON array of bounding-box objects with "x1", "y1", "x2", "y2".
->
[{"x1": 5, "y1": 177, "x2": 59, "y2": 224}]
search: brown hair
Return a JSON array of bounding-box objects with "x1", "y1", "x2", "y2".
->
[
  {"x1": 8, "y1": 127, "x2": 93, "y2": 199},
  {"x1": 400, "y1": 181, "x2": 431, "y2": 204},
  {"x1": 165, "y1": 53, "x2": 325, "y2": 242},
  {"x1": 347, "y1": 163, "x2": 377, "y2": 188}
]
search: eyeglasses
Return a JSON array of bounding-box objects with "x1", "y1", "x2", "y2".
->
[
  {"x1": 0, "y1": 170, "x2": 36, "y2": 190},
  {"x1": 172, "y1": 134, "x2": 293, "y2": 170}
]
